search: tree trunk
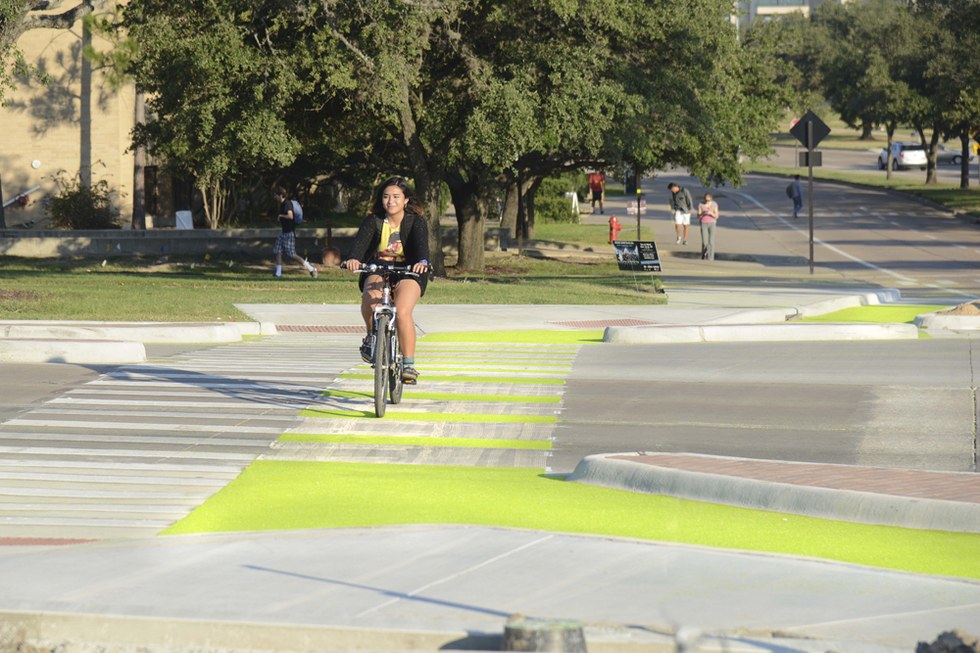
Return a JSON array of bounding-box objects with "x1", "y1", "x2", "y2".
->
[
  {"x1": 922, "y1": 127, "x2": 940, "y2": 186},
  {"x1": 885, "y1": 123, "x2": 895, "y2": 180},
  {"x1": 500, "y1": 180, "x2": 519, "y2": 250},
  {"x1": 859, "y1": 122, "x2": 873, "y2": 140},
  {"x1": 447, "y1": 174, "x2": 487, "y2": 272},
  {"x1": 501, "y1": 177, "x2": 535, "y2": 250},
  {"x1": 131, "y1": 93, "x2": 147, "y2": 229},
  {"x1": 394, "y1": 77, "x2": 445, "y2": 276},
  {"x1": 959, "y1": 129, "x2": 970, "y2": 189},
  {"x1": 0, "y1": 173, "x2": 6, "y2": 229},
  {"x1": 419, "y1": 182, "x2": 445, "y2": 277},
  {"x1": 457, "y1": 192, "x2": 487, "y2": 272},
  {"x1": 524, "y1": 176, "x2": 542, "y2": 241}
]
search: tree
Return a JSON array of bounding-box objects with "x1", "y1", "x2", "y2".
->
[
  {"x1": 913, "y1": 0, "x2": 980, "y2": 188},
  {"x1": 119, "y1": 0, "x2": 782, "y2": 271},
  {"x1": 122, "y1": 0, "x2": 314, "y2": 228}
]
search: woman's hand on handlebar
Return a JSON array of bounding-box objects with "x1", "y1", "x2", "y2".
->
[
  {"x1": 342, "y1": 259, "x2": 361, "y2": 271},
  {"x1": 411, "y1": 260, "x2": 429, "y2": 275}
]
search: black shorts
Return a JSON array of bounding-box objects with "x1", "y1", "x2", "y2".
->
[
  {"x1": 357, "y1": 261, "x2": 428, "y2": 297},
  {"x1": 591, "y1": 189, "x2": 602, "y2": 202}
]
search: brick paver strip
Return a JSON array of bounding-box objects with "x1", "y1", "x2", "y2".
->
[
  {"x1": 277, "y1": 325, "x2": 362, "y2": 333},
  {"x1": 613, "y1": 453, "x2": 980, "y2": 505},
  {"x1": 548, "y1": 318, "x2": 655, "y2": 328}
]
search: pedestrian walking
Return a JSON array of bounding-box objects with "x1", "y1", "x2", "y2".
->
[
  {"x1": 697, "y1": 192, "x2": 719, "y2": 261},
  {"x1": 667, "y1": 182, "x2": 693, "y2": 245},
  {"x1": 789, "y1": 175, "x2": 803, "y2": 219},
  {"x1": 272, "y1": 186, "x2": 318, "y2": 278},
  {"x1": 588, "y1": 170, "x2": 606, "y2": 214}
]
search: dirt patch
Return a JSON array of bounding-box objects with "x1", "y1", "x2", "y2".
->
[
  {"x1": 0, "y1": 290, "x2": 38, "y2": 301},
  {"x1": 938, "y1": 300, "x2": 980, "y2": 316}
]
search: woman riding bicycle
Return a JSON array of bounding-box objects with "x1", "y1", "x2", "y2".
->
[{"x1": 343, "y1": 177, "x2": 430, "y2": 383}]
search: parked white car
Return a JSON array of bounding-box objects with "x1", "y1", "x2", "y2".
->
[{"x1": 878, "y1": 142, "x2": 927, "y2": 170}]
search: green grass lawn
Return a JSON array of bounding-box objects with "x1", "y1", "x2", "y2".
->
[
  {"x1": 802, "y1": 305, "x2": 945, "y2": 324},
  {"x1": 0, "y1": 254, "x2": 662, "y2": 321}
]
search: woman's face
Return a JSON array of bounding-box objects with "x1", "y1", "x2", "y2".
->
[{"x1": 381, "y1": 185, "x2": 409, "y2": 218}]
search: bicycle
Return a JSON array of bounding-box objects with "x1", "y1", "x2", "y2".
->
[{"x1": 354, "y1": 262, "x2": 420, "y2": 417}]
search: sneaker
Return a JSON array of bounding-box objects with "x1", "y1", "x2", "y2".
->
[
  {"x1": 273, "y1": 272, "x2": 282, "y2": 278},
  {"x1": 401, "y1": 366, "x2": 419, "y2": 384},
  {"x1": 682, "y1": 240, "x2": 687, "y2": 245},
  {"x1": 309, "y1": 265, "x2": 319, "y2": 279},
  {"x1": 675, "y1": 237, "x2": 682, "y2": 244},
  {"x1": 359, "y1": 336, "x2": 374, "y2": 363}
]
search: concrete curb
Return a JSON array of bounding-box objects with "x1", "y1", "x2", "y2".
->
[
  {"x1": 0, "y1": 608, "x2": 882, "y2": 653},
  {"x1": 0, "y1": 338, "x2": 146, "y2": 364},
  {"x1": 0, "y1": 321, "x2": 275, "y2": 364},
  {"x1": 0, "y1": 320, "x2": 276, "y2": 342},
  {"x1": 567, "y1": 453, "x2": 980, "y2": 534},
  {"x1": 793, "y1": 289, "x2": 903, "y2": 317},
  {"x1": 604, "y1": 322, "x2": 919, "y2": 344},
  {"x1": 915, "y1": 312, "x2": 980, "y2": 331}
]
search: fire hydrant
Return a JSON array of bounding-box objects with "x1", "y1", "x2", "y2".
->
[{"x1": 608, "y1": 215, "x2": 622, "y2": 243}]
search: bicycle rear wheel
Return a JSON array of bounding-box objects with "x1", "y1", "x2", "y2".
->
[
  {"x1": 373, "y1": 315, "x2": 390, "y2": 417},
  {"x1": 389, "y1": 328, "x2": 403, "y2": 405}
]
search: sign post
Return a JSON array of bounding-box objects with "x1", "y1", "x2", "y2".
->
[
  {"x1": 635, "y1": 189, "x2": 643, "y2": 239},
  {"x1": 789, "y1": 109, "x2": 830, "y2": 275}
]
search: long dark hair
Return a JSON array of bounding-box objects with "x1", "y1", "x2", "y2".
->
[{"x1": 370, "y1": 176, "x2": 426, "y2": 217}]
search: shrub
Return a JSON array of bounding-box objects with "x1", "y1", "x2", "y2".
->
[
  {"x1": 46, "y1": 169, "x2": 121, "y2": 230},
  {"x1": 536, "y1": 172, "x2": 585, "y2": 224}
]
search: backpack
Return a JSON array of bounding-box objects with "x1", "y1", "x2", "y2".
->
[
  {"x1": 290, "y1": 199, "x2": 304, "y2": 225},
  {"x1": 785, "y1": 184, "x2": 794, "y2": 199}
]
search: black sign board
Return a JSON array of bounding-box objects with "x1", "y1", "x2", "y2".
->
[
  {"x1": 613, "y1": 240, "x2": 661, "y2": 272},
  {"x1": 799, "y1": 151, "x2": 822, "y2": 167},
  {"x1": 790, "y1": 110, "x2": 831, "y2": 149}
]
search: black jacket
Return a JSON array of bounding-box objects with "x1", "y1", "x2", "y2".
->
[{"x1": 348, "y1": 212, "x2": 430, "y2": 293}]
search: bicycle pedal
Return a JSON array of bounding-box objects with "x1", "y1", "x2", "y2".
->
[{"x1": 402, "y1": 378, "x2": 418, "y2": 385}]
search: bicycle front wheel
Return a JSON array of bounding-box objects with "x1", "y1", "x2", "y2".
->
[
  {"x1": 373, "y1": 316, "x2": 390, "y2": 418},
  {"x1": 389, "y1": 327, "x2": 403, "y2": 405}
]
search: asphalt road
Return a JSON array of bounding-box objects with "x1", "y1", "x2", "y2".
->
[
  {"x1": 552, "y1": 339, "x2": 978, "y2": 474},
  {"x1": 768, "y1": 143, "x2": 979, "y2": 185},
  {"x1": 599, "y1": 171, "x2": 980, "y2": 302},
  {"x1": 558, "y1": 172, "x2": 980, "y2": 475}
]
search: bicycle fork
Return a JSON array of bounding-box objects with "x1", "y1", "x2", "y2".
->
[{"x1": 372, "y1": 302, "x2": 398, "y2": 370}]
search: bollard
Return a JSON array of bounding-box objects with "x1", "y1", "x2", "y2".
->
[{"x1": 502, "y1": 614, "x2": 587, "y2": 652}]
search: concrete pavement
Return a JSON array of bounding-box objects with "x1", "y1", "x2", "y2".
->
[{"x1": 1, "y1": 172, "x2": 979, "y2": 653}]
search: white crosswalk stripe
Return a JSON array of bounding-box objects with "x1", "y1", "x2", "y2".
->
[
  {"x1": 0, "y1": 334, "x2": 357, "y2": 540},
  {"x1": 0, "y1": 331, "x2": 577, "y2": 541}
]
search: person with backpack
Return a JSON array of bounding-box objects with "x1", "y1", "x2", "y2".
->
[
  {"x1": 667, "y1": 182, "x2": 694, "y2": 245},
  {"x1": 272, "y1": 186, "x2": 318, "y2": 278}
]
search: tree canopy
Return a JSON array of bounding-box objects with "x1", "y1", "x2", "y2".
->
[{"x1": 115, "y1": 0, "x2": 782, "y2": 269}]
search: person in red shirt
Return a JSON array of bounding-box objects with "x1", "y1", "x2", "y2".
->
[{"x1": 588, "y1": 170, "x2": 606, "y2": 214}]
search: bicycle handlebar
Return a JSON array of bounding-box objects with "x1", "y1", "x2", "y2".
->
[{"x1": 343, "y1": 262, "x2": 422, "y2": 278}]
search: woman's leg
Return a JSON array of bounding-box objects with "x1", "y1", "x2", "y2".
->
[
  {"x1": 707, "y1": 223, "x2": 716, "y2": 260},
  {"x1": 361, "y1": 275, "x2": 383, "y2": 335},
  {"x1": 393, "y1": 280, "x2": 422, "y2": 358}
]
